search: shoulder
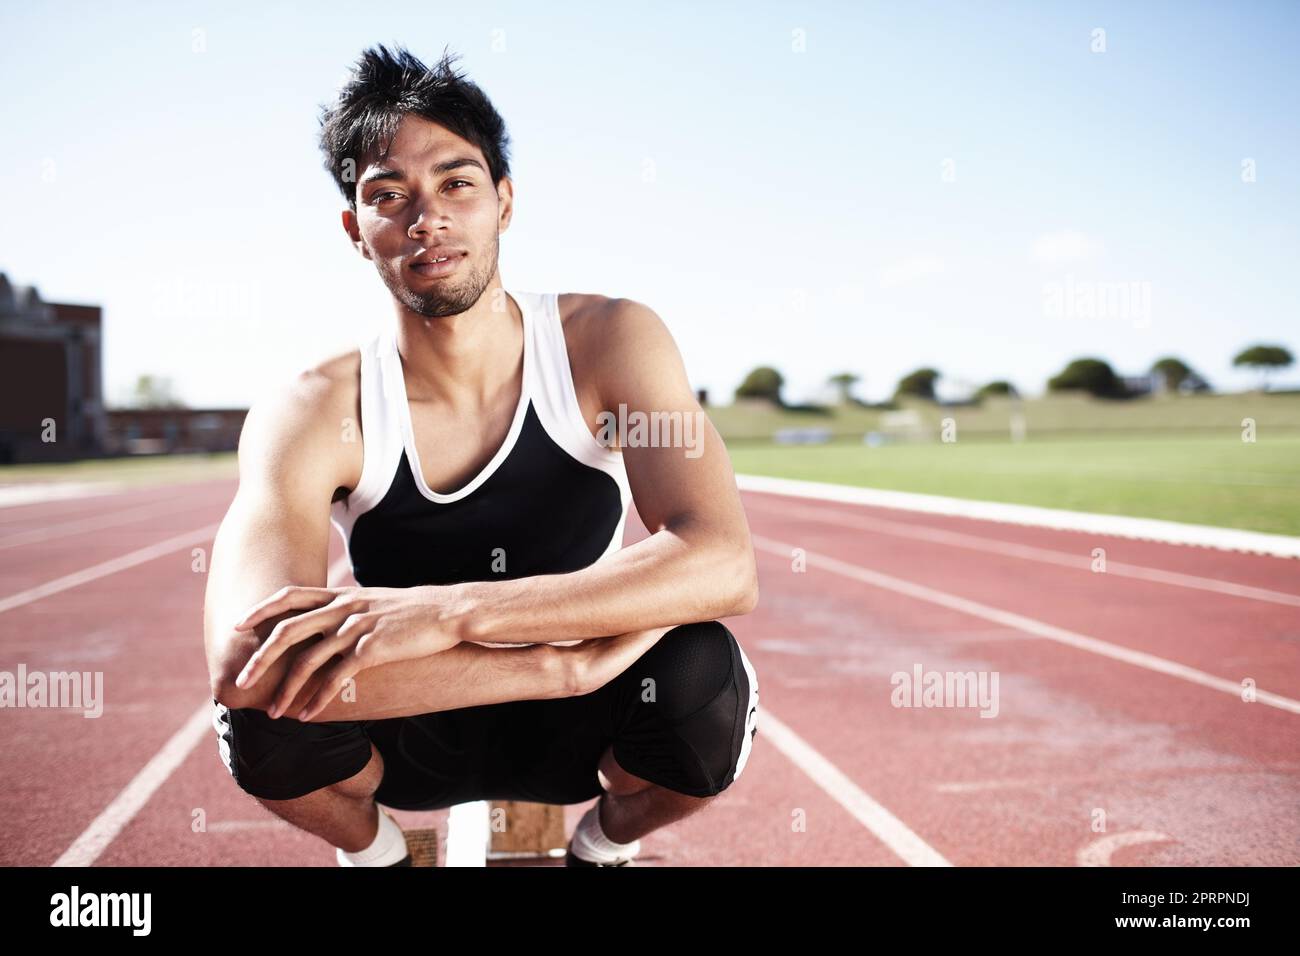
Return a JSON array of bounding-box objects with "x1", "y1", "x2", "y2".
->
[
  {"x1": 556, "y1": 294, "x2": 684, "y2": 407},
  {"x1": 557, "y1": 293, "x2": 666, "y2": 333},
  {"x1": 557, "y1": 294, "x2": 679, "y2": 366},
  {"x1": 237, "y1": 345, "x2": 363, "y2": 498}
]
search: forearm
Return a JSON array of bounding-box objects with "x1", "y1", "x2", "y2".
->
[
  {"x1": 456, "y1": 525, "x2": 757, "y2": 646},
  {"x1": 303, "y1": 641, "x2": 570, "y2": 722}
]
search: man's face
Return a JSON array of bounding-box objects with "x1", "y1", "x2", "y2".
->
[{"x1": 345, "y1": 114, "x2": 512, "y2": 318}]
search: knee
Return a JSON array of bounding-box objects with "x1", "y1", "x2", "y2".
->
[
  {"x1": 614, "y1": 621, "x2": 760, "y2": 798},
  {"x1": 637, "y1": 621, "x2": 744, "y2": 721},
  {"x1": 211, "y1": 698, "x2": 374, "y2": 801}
]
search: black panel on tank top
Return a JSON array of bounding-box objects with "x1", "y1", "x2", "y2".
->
[{"x1": 348, "y1": 399, "x2": 622, "y2": 588}]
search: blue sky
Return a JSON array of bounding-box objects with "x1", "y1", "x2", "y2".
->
[{"x1": 2, "y1": 0, "x2": 1297, "y2": 407}]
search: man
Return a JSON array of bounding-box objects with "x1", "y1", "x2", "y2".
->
[{"x1": 203, "y1": 44, "x2": 760, "y2": 867}]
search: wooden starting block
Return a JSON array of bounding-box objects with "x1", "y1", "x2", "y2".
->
[
  {"x1": 487, "y1": 800, "x2": 567, "y2": 862},
  {"x1": 412, "y1": 800, "x2": 566, "y2": 866},
  {"x1": 404, "y1": 826, "x2": 439, "y2": 867}
]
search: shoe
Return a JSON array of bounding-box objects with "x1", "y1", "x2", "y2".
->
[{"x1": 564, "y1": 841, "x2": 635, "y2": 867}]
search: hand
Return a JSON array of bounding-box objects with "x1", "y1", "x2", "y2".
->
[
  {"x1": 565, "y1": 625, "x2": 674, "y2": 696},
  {"x1": 231, "y1": 585, "x2": 465, "y2": 721}
]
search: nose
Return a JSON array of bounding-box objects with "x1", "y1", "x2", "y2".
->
[{"x1": 407, "y1": 195, "x2": 451, "y2": 240}]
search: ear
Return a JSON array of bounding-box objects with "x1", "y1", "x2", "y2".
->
[
  {"x1": 496, "y1": 176, "x2": 515, "y2": 234},
  {"x1": 341, "y1": 208, "x2": 371, "y2": 261}
]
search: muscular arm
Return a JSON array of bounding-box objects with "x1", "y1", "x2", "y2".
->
[
  {"x1": 204, "y1": 368, "x2": 570, "y2": 717},
  {"x1": 220, "y1": 634, "x2": 570, "y2": 722},
  {"x1": 455, "y1": 298, "x2": 761, "y2": 645}
]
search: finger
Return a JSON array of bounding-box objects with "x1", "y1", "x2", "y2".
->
[
  {"x1": 269, "y1": 611, "x2": 372, "y2": 716},
  {"x1": 299, "y1": 658, "x2": 360, "y2": 722},
  {"x1": 234, "y1": 586, "x2": 339, "y2": 632},
  {"x1": 236, "y1": 603, "x2": 352, "y2": 691},
  {"x1": 268, "y1": 628, "x2": 359, "y2": 719}
]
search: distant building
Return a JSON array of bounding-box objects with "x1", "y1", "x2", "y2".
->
[
  {"x1": 103, "y1": 407, "x2": 246, "y2": 456},
  {"x1": 0, "y1": 271, "x2": 248, "y2": 464},
  {"x1": 0, "y1": 272, "x2": 106, "y2": 463}
]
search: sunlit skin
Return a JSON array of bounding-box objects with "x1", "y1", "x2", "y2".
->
[
  {"x1": 341, "y1": 113, "x2": 521, "y2": 411},
  {"x1": 331, "y1": 113, "x2": 715, "y2": 849}
]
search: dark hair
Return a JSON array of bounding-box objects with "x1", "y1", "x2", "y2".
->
[{"x1": 318, "y1": 43, "x2": 512, "y2": 210}]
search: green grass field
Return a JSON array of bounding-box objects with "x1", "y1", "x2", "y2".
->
[
  {"x1": 0, "y1": 452, "x2": 238, "y2": 487},
  {"x1": 2, "y1": 391, "x2": 1297, "y2": 536},
  {"x1": 707, "y1": 390, "x2": 1300, "y2": 440},
  {"x1": 727, "y1": 434, "x2": 1300, "y2": 536},
  {"x1": 713, "y1": 391, "x2": 1300, "y2": 535}
]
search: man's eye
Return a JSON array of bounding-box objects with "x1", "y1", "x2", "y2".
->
[
  {"x1": 447, "y1": 180, "x2": 473, "y2": 190},
  {"x1": 372, "y1": 191, "x2": 400, "y2": 203}
]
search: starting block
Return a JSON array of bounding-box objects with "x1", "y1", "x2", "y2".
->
[
  {"x1": 487, "y1": 800, "x2": 567, "y2": 862},
  {"x1": 412, "y1": 800, "x2": 566, "y2": 866}
]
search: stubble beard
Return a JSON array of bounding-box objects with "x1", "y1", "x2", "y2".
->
[{"x1": 378, "y1": 231, "x2": 499, "y2": 319}]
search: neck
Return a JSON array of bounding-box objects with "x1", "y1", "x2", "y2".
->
[{"x1": 392, "y1": 281, "x2": 522, "y2": 409}]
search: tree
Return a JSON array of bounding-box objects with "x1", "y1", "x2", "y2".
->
[
  {"x1": 894, "y1": 368, "x2": 940, "y2": 401},
  {"x1": 131, "y1": 374, "x2": 185, "y2": 409},
  {"x1": 827, "y1": 372, "x2": 860, "y2": 404},
  {"x1": 1233, "y1": 344, "x2": 1294, "y2": 391},
  {"x1": 1150, "y1": 356, "x2": 1211, "y2": 393},
  {"x1": 1047, "y1": 358, "x2": 1124, "y2": 398},
  {"x1": 735, "y1": 366, "x2": 784, "y2": 404},
  {"x1": 1151, "y1": 357, "x2": 1192, "y2": 391},
  {"x1": 975, "y1": 380, "x2": 1018, "y2": 399}
]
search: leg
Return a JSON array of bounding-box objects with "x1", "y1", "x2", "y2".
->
[
  {"x1": 255, "y1": 742, "x2": 385, "y2": 852},
  {"x1": 595, "y1": 744, "x2": 715, "y2": 844},
  {"x1": 211, "y1": 698, "x2": 387, "y2": 851},
  {"x1": 591, "y1": 620, "x2": 760, "y2": 845}
]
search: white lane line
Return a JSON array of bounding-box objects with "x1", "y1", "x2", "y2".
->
[
  {"x1": 751, "y1": 533, "x2": 1300, "y2": 715},
  {"x1": 0, "y1": 482, "x2": 126, "y2": 509},
  {"x1": 746, "y1": 497, "x2": 1300, "y2": 608},
  {"x1": 0, "y1": 498, "x2": 204, "y2": 552},
  {"x1": 1077, "y1": 831, "x2": 1174, "y2": 867},
  {"x1": 0, "y1": 524, "x2": 219, "y2": 614},
  {"x1": 52, "y1": 702, "x2": 214, "y2": 866},
  {"x1": 737, "y1": 474, "x2": 1300, "y2": 559},
  {"x1": 52, "y1": 551, "x2": 356, "y2": 867},
  {"x1": 758, "y1": 709, "x2": 951, "y2": 866}
]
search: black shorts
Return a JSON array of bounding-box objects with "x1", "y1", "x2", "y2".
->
[{"x1": 212, "y1": 619, "x2": 759, "y2": 808}]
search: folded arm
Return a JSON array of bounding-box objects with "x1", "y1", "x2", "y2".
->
[
  {"x1": 218, "y1": 632, "x2": 570, "y2": 721},
  {"x1": 204, "y1": 370, "x2": 570, "y2": 718},
  {"x1": 455, "y1": 298, "x2": 761, "y2": 645}
]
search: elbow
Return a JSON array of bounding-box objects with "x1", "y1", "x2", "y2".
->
[
  {"x1": 210, "y1": 665, "x2": 269, "y2": 713},
  {"x1": 211, "y1": 674, "x2": 252, "y2": 711},
  {"x1": 725, "y1": 549, "x2": 760, "y2": 617},
  {"x1": 207, "y1": 626, "x2": 270, "y2": 711},
  {"x1": 731, "y1": 581, "x2": 760, "y2": 616},
  {"x1": 210, "y1": 673, "x2": 240, "y2": 709},
  {"x1": 208, "y1": 653, "x2": 239, "y2": 707}
]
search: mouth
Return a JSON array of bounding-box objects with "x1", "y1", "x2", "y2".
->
[{"x1": 410, "y1": 251, "x2": 466, "y2": 278}]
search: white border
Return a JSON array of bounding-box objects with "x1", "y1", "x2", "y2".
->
[{"x1": 735, "y1": 473, "x2": 1300, "y2": 559}]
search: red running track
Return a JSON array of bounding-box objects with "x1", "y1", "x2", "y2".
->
[{"x1": 0, "y1": 478, "x2": 1295, "y2": 866}]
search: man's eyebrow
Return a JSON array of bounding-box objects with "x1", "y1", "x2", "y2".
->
[{"x1": 358, "y1": 157, "x2": 487, "y2": 188}]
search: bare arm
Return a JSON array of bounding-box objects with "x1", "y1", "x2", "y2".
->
[
  {"x1": 305, "y1": 624, "x2": 674, "y2": 721},
  {"x1": 456, "y1": 298, "x2": 760, "y2": 645},
  {"x1": 204, "y1": 369, "x2": 570, "y2": 715}
]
